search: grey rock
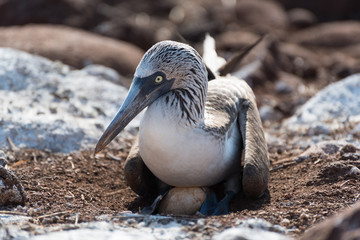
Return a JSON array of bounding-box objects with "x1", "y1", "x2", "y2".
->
[
  {"x1": 307, "y1": 125, "x2": 331, "y2": 136},
  {"x1": 0, "y1": 216, "x2": 290, "y2": 240},
  {"x1": 0, "y1": 165, "x2": 26, "y2": 206},
  {"x1": 0, "y1": 214, "x2": 30, "y2": 225},
  {"x1": 0, "y1": 218, "x2": 187, "y2": 240},
  {"x1": 0, "y1": 150, "x2": 7, "y2": 166},
  {"x1": 350, "y1": 123, "x2": 360, "y2": 137},
  {"x1": 259, "y1": 105, "x2": 283, "y2": 122},
  {"x1": 0, "y1": 25, "x2": 144, "y2": 80},
  {"x1": 0, "y1": 48, "x2": 139, "y2": 153},
  {"x1": 291, "y1": 21, "x2": 360, "y2": 48},
  {"x1": 295, "y1": 141, "x2": 341, "y2": 163},
  {"x1": 288, "y1": 8, "x2": 317, "y2": 28},
  {"x1": 285, "y1": 73, "x2": 360, "y2": 135},
  {"x1": 295, "y1": 140, "x2": 360, "y2": 163},
  {"x1": 275, "y1": 81, "x2": 293, "y2": 94},
  {"x1": 32, "y1": 225, "x2": 156, "y2": 240},
  {"x1": 213, "y1": 219, "x2": 290, "y2": 240},
  {"x1": 213, "y1": 228, "x2": 290, "y2": 240},
  {"x1": 0, "y1": 223, "x2": 32, "y2": 240},
  {"x1": 82, "y1": 64, "x2": 123, "y2": 85},
  {"x1": 237, "y1": 218, "x2": 287, "y2": 234}
]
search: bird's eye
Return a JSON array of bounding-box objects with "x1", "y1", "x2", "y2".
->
[{"x1": 155, "y1": 75, "x2": 163, "y2": 83}]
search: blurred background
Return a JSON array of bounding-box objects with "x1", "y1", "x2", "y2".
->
[{"x1": 0, "y1": 0, "x2": 359, "y2": 122}]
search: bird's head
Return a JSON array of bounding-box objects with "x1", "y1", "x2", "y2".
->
[{"x1": 95, "y1": 40, "x2": 207, "y2": 153}]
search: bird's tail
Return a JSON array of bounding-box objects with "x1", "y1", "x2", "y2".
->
[
  {"x1": 202, "y1": 34, "x2": 265, "y2": 78},
  {"x1": 202, "y1": 34, "x2": 226, "y2": 75}
]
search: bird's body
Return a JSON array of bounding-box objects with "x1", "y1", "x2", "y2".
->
[
  {"x1": 95, "y1": 39, "x2": 269, "y2": 215},
  {"x1": 140, "y1": 114, "x2": 241, "y2": 187},
  {"x1": 139, "y1": 77, "x2": 251, "y2": 187}
]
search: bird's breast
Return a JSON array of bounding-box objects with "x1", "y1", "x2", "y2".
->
[{"x1": 138, "y1": 100, "x2": 241, "y2": 187}]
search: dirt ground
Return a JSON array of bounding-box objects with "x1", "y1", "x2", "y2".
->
[{"x1": 3, "y1": 128, "x2": 359, "y2": 238}]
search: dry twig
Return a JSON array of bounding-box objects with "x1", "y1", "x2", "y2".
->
[
  {"x1": 104, "y1": 189, "x2": 124, "y2": 197},
  {"x1": 34, "y1": 211, "x2": 72, "y2": 220},
  {"x1": 106, "y1": 153, "x2": 122, "y2": 161}
]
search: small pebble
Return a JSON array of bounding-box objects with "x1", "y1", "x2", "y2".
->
[
  {"x1": 281, "y1": 218, "x2": 290, "y2": 227},
  {"x1": 347, "y1": 166, "x2": 360, "y2": 178},
  {"x1": 197, "y1": 219, "x2": 206, "y2": 226},
  {"x1": 300, "y1": 213, "x2": 309, "y2": 222},
  {"x1": 65, "y1": 195, "x2": 73, "y2": 200}
]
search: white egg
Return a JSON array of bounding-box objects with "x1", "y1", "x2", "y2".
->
[{"x1": 158, "y1": 187, "x2": 206, "y2": 215}]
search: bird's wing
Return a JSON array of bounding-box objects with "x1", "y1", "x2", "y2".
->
[
  {"x1": 124, "y1": 135, "x2": 160, "y2": 197},
  {"x1": 205, "y1": 77, "x2": 269, "y2": 198},
  {"x1": 204, "y1": 79, "x2": 241, "y2": 138},
  {"x1": 236, "y1": 82, "x2": 269, "y2": 198}
]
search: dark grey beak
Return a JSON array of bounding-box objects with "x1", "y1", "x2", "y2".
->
[{"x1": 95, "y1": 72, "x2": 174, "y2": 154}]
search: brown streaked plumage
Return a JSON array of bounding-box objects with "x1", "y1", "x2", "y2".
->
[{"x1": 95, "y1": 39, "x2": 269, "y2": 214}]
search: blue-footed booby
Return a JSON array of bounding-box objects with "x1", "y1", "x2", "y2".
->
[{"x1": 95, "y1": 39, "x2": 269, "y2": 215}]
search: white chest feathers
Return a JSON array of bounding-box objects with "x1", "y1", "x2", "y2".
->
[{"x1": 138, "y1": 100, "x2": 241, "y2": 187}]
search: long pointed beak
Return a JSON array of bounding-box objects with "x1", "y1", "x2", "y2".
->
[{"x1": 95, "y1": 73, "x2": 174, "y2": 154}]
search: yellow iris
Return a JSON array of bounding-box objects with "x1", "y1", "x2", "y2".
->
[{"x1": 155, "y1": 75, "x2": 163, "y2": 83}]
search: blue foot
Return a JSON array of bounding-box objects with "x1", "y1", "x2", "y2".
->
[
  {"x1": 200, "y1": 190, "x2": 236, "y2": 216},
  {"x1": 212, "y1": 191, "x2": 236, "y2": 215},
  {"x1": 141, "y1": 190, "x2": 169, "y2": 215},
  {"x1": 199, "y1": 188, "x2": 218, "y2": 215}
]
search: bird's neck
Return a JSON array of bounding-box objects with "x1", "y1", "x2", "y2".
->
[{"x1": 162, "y1": 83, "x2": 207, "y2": 127}]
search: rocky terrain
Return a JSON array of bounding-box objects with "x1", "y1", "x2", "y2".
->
[{"x1": 0, "y1": 0, "x2": 360, "y2": 239}]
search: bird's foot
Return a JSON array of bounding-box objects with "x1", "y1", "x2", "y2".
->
[
  {"x1": 199, "y1": 188, "x2": 218, "y2": 215},
  {"x1": 199, "y1": 189, "x2": 236, "y2": 216},
  {"x1": 212, "y1": 191, "x2": 236, "y2": 215},
  {"x1": 141, "y1": 190, "x2": 169, "y2": 215}
]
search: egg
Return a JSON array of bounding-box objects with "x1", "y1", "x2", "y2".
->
[{"x1": 158, "y1": 187, "x2": 206, "y2": 215}]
